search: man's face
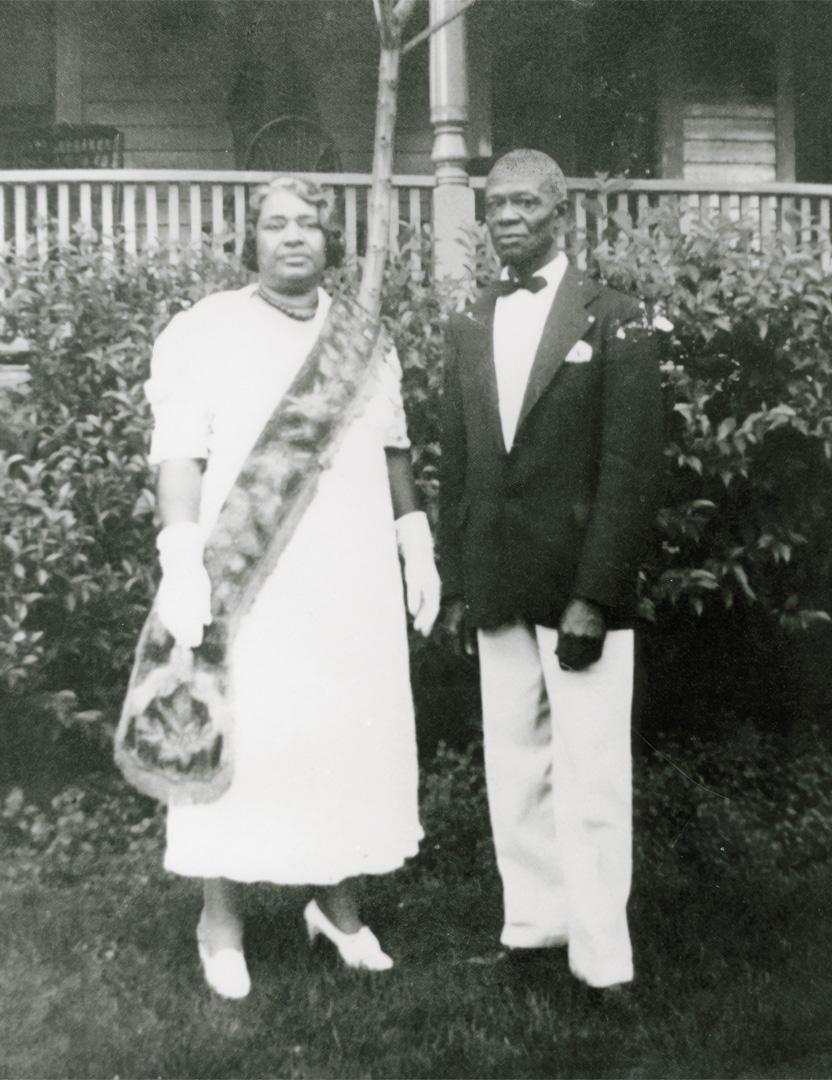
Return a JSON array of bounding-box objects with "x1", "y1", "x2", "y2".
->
[
  {"x1": 256, "y1": 190, "x2": 327, "y2": 294},
  {"x1": 484, "y1": 174, "x2": 563, "y2": 270}
]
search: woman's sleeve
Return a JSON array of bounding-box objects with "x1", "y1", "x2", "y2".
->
[
  {"x1": 145, "y1": 308, "x2": 212, "y2": 465},
  {"x1": 376, "y1": 345, "x2": 411, "y2": 451}
]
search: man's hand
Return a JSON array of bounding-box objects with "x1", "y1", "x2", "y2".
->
[
  {"x1": 556, "y1": 598, "x2": 606, "y2": 672},
  {"x1": 442, "y1": 598, "x2": 478, "y2": 657}
]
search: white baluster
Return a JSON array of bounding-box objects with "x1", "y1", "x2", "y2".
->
[
  {"x1": 801, "y1": 196, "x2": 812, "y2": 248},
  {"x1": 36, "y1": 184, "x2": 48, "y2": 262},
  {"x1": 190, "y1": 184, "x2": 202, "y2": 255},
  {"x1": 146, "y1": 185, "x2": 158, "y2": 251},
  {"x1": 57, "y1": 183, "x2": 70, "y2": 246},
  {"x1": 124, "y1": 185, "x2": 137, "y2": 255},
  {"x1": 168, "y1": 183, "x2": 180, "y2": 262},
  {"x1": 212, "y1": 184, "x2": 224, "y2": 254},
  {"x1": 101, "y1": 184, "x2": 114, "y2": 259},
  {"x1": 14, "y1": 185, "x2": 26, "y2": 256},
  {"x1": 80, "y1": 183, "x2": 92, "y2": 238}
]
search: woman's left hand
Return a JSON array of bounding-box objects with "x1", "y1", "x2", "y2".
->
[{"x1": 395, "y1": 511, "x2": 442, "y2": 636}]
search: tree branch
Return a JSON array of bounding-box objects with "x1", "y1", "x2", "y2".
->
[
  {"x1": 392, "y1": 0, "x2": 421, "y2": 29},
  {"x1": 401, "y1": 0, "x2": 478, "y2": 55},
  {"x1": 376, "y1": 0, "x2": 399, "y2": 46}
]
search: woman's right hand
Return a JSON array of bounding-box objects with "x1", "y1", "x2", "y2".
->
[{"x1": 155, "y1": 522, "x2": 213, "y2": 648}]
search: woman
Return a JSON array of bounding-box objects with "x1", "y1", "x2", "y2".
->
[{"x1": 144, "y1": 175, "x2": 440, "y2": 998}]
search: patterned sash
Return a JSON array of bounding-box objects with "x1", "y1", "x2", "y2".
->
[{"x1": 115, "y1": 295, "x2": 382, "y2": 804}]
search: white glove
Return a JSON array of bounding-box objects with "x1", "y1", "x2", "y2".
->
[
  {"x1": 395, "y1": 510, "x2": 441, "y2": 636},
  {"x1": 155, "y1": 522, "x2": 212, "y2": 649}
]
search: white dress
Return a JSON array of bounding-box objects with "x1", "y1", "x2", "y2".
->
[{"x1": 145, "y1": 284, "x2": 423, "y2": 885}]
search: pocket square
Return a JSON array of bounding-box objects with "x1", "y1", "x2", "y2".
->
[{"x1": 565, "y1": 341, "x2": 593, "y2": 363}]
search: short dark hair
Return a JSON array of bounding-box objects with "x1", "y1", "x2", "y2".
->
[
  {"x1": 241, "y1": 174, "x2": 345, "y2": 272},
  {"x1": 486, "y1": 150, "x2": 568, "y2": 205}
]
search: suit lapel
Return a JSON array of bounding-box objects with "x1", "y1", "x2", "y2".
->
[
  {"x1": 516, "y1": 264, "x2": 601, "y2": 432},
  {"x1": 459, "y1": 288, "x2": 504, "y2": 453}
]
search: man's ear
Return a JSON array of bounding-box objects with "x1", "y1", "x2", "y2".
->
[{"x1": 545, "y1": 200, "x2": 568, "y2": 240}]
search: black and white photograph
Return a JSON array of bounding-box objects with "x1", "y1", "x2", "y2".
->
[{"x1": 1, "y1": 1, "x2": 831, "y2": 1077}]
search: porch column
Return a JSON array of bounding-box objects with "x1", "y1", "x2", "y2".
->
[{"x1": 429, "y1": 0, "x2": 476, "y2": 278}]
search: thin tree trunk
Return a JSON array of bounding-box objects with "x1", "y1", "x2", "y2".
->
[{"x1": 358, "y1": 42, "x2": 400, "y2": 319}]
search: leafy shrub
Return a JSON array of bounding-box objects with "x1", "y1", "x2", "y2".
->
[
  {"x1": 0, "y1": 240, "x2": 246, "y2": 720},
  {"x1": 4, "y1": 210, "x2": 832, "y2": 752},
  {"x1": 593, "y1": 207, "x2": 832, "y2": 630},
  {"x1": 633, "y1": 724, "x2": 832, "y2": 888},
  {"x1": 0, "y1": 773, "x2": 162, "y2": 886},
  {"x1": 417, "y1": 740, "x2": 491, "y2": 879}
]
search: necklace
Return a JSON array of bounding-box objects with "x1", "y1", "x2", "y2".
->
[{"x1": 256, "y1": 284, "x2": 319, "y2": 321}]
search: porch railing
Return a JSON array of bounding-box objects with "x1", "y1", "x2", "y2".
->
[
  {"x1": 2, "y1": 170, "x2": 832, "y2": 267},
  {"x1": 473, "y1": 177, "x2": 832, "y2": 269},
  {"x1": 0, "y1": 170, "x2": 435, "y2": 262}
]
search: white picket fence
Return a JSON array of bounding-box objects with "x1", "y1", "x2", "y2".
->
[
  {"x1": 473, "y1": 177, "x2": 832, "y2": 268},
  {"x1": 0, "y1": 170, "x2": 435, "y2": 261},
  {"x1": 2, "y1": 170, "x2": 832, "y2": 267}
]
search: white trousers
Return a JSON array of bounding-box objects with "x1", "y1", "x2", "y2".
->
[{"x1": 478, "y1": 622, "x2": 635, "y2": 988}]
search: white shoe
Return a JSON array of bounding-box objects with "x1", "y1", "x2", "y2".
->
[
  {"x1": 304, "y1": 899, "x2": 394, "y2": 971},
  {"x1": 197, "y1": 916, "x2": 251, "y2": 999}
]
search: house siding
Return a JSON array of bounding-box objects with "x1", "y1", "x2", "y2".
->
[
  {"x1": 0, "y1": 1, "x2": 461, "y2": 177},
  {"x1": 0, "y1": 2, "x2": 53, "y2": 111},
  {"x1": 77, "y1": 2, "x2": 234, "y2": 170},
  {"x1": 682, "y1": 104, "x2": 777, "y2": 184}
]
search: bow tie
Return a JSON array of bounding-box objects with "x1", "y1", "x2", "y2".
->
[{"x1": 497, "y1": 274, "x2": 548, "y2": 297}]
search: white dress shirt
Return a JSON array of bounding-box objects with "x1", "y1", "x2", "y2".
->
[{"x1": 493, "y1": 251, "x2": 568, "y2": 452}]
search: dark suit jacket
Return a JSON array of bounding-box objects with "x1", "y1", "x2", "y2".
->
[{"x1": 438, "y1": 262, "x2": 664, "y2": 631}]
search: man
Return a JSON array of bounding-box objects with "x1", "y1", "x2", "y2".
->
[{"x1": 439, "y1": 149, "x2": 664, "y2": 996}]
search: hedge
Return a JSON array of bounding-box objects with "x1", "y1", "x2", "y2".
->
[{"x1": 1, "y1": 213, "x2": 831, "y2": 741}]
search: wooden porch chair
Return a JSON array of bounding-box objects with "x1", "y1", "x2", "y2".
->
[
  {"x1": 3, "y1": 124, "x2": 124, "y2": 169},
  {"x1": 51, "y1": 125, "x2": 125, "y2": 169},
  {"x1": 244, "y1": 114, "x2": 341, "y2": 173},
  {"x1": 0, "y1": 124, "x2": 124, "y2": 246}
]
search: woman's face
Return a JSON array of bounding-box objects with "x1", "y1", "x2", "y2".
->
[{"x1": 255, "y1": 189, "x2": 328, "y2": 295}]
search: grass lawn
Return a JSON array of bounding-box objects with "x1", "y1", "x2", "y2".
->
[{"x1": 3, "y1": 741, "x2": 832, "y2": 1079}]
